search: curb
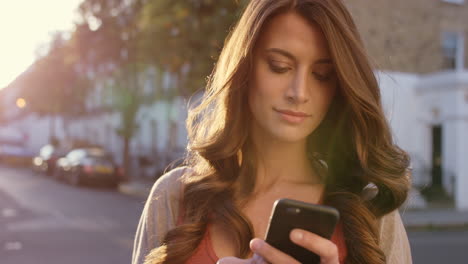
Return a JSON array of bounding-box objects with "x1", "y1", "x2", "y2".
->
[
  {"x1": 401, "y1": 209, "x2": 468, "y2": 229},
  {"x1": 403, "y1": 221, "x2": 468, "y2": 229}
]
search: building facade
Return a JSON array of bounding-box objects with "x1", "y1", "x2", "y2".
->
[
  {"x1": 346, "y1": 0, "x2": 468, "y2": 210},
  {"x1": 0, "y1": 68, "x2": 189, "y2": 181}
]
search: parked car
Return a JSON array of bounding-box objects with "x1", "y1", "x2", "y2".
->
[
  {"x1": 32, "y1": 144, "x2": 68, "y2": 176},
  {"x1": 0, "y1": 142, "x2": 34, "y2": 166},
  {"x1": 53, "y1": 156, "x2": 70, "y2": 181},
  {"x1": 0, "y1": 132, "x2": 33, "y2": 166},
  {"x1": 59, "y1": 148, "x2": 120, "y2": 187}
]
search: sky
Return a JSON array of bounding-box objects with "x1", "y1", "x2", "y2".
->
[{"x1": 0, "y1": 0, "x2": 83, "y2": 90}]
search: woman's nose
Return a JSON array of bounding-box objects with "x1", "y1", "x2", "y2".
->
[{"x1": 285, "y1": 70, "x2": 309, "y2": 104}]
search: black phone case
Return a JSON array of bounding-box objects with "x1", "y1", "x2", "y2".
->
[{"x1": 264, "y1": 198, "x2": 340, "y2": 264}]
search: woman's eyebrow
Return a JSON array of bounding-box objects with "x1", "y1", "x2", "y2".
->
[
  {"x1": 265, "y1": 48, "x2": 332, "y2": 65},
  {"x1": 314, "y1": 58, "x2": 333, "y2": 65}
]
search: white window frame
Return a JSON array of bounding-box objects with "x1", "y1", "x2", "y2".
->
[{"x1": 442, "y1": 31, "x2": 465, "y2": 71}]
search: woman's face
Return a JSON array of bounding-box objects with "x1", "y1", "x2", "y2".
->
[{"x1": 248, "y1": 11, "x2": 337, "y2": 144}]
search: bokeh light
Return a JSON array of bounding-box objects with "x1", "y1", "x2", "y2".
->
[{"x1": 16, "y1": 98, "x2": 26, "y2": 108}]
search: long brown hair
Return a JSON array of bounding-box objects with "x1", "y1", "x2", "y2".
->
[{"x1": 145, "y1": 0, "x2": 410, "y2": 263}]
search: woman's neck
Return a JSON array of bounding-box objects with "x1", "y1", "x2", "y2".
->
[{"x1": 251, "y1": 132, "x2": 321, "y2": 193}]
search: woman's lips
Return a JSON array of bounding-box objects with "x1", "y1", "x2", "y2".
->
[{"x1": 274, "y1": 108, "x2": 311, "y2": 124}]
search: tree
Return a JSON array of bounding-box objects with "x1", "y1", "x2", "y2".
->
[
  {"x1": 138, "y1": 0, "x2": 248, "y2": 95},
  {"x1": 71, "y1": 0, "x2": 250, "y2": 177},
  {"x1": 77, "y1": 0, "x2": 144, "y2": 177}
]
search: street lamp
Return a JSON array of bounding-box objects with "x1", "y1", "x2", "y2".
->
[{"x1": 16, "y1": 98, "x2": 26, "y2": 109}]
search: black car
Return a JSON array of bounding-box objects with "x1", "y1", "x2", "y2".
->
[
  {"x1": 32, "y1": 144, "x2": 68, "y2": 175},
  {"x1": 58, "y1": 148, "x2": 119, "y2": 187}
]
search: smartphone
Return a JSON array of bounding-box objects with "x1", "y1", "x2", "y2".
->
[{"x1": 264, "y1": 198, "x2": 340, "y2": 264}]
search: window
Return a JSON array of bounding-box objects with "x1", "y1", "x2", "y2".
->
[{"x1": 441, "y1": 31, "x2": 465, "y2": 70}]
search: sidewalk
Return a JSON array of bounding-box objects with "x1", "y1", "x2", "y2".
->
[
  {"x1": 401, "y1": 208, "x2": 468, "y2": 229},
  {"x1": 401, "y1": 187, "x2": 468, "y2": 229},
  {"x1": 118, "y1": 180, "x2": 153, "y2": 200},
  {"x1": 118, "y1": 180, "x2": 468, "y2": 229}
]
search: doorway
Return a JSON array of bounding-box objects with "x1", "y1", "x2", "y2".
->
[{"x1": 431, "y1": 125, "x2": 442, "y2": 187}]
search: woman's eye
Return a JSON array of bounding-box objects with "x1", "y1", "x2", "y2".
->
[
  {"x1": 268, "y1": 62, "x2": 290, "y2": 74},
  {"x1": 313, "y1": 72, "x2": 334, "y2": 82}
]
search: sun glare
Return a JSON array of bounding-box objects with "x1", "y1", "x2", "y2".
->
[{"x1": 0, "y1": 0, "x2": 82, "y2": 90}]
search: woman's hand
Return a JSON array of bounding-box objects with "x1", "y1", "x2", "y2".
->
[
  {"x1": 250, "y1": 229, "x2": 340, "y2": 264},
  {"x1": 216, "y1": 229, "x2": 339, "y2": 264}
]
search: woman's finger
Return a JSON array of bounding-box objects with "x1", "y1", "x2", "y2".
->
[
  {"x1": 250, "y1": 238, "x2": 300, "y2": 264},
  {"x1": 289, "y1": 229, "x2": 339, "y2": 263}
]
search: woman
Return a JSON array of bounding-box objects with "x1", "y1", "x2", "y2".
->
[{"x1": 132, "y1": 0, "x2": 412, "y2": 263}]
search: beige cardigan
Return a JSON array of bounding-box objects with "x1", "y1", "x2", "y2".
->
[{"x1": 132, "y1": 167, "x2": 413, "y2": 264}]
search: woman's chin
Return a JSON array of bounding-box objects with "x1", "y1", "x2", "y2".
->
[{"x1": 267, "y1": 129, "x2": 311, "y2": 144}]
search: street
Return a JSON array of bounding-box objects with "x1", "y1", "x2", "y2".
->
[
  {"x1": 408, "y1": 229, "x2": 468, "y2": 263},
  {"x1": 0, "y1": 166, "x2": 467, "y2": 264},
  {"x1": 0, "y1": 165, "x2": 145, "y2": 264}
]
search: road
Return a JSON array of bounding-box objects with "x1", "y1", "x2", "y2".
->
[
  {"x1": 0, "y1": 165, "x2": 467, "y2": 264},
  {"x1": 0, "y1": 165, "x2": 145, "y2": 264},
  {"x1": 408, "y1": 229, "x2": 468, "y2": 263}
]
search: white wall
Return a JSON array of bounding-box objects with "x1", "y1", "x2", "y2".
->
[
  {"x1": 377, "y1": 71, "x2": 430, "y2": 186},
  {"x1": 416, "y1": 71, "x2": 468, "y2": 210},
  {"x1": 135, "y1": 96, "x2": 188, "y2": 156},
  {"x1": 378, "y1": 70, "x2": 468, "y2": 210},
  {"x1": 0, "y1": 113, "x2": 50, "y2": 155},
  {"x1": 455, "y1": 120, "x2": 468, "y2": 209}
]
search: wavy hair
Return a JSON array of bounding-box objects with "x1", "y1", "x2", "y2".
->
[{"x1": 145, "y1": 0, "x2": 410, "y2": 263}]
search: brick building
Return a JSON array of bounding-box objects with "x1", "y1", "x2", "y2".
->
[{"x1": 346, "y1": 0, "x2": 468, "y2": 73}]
